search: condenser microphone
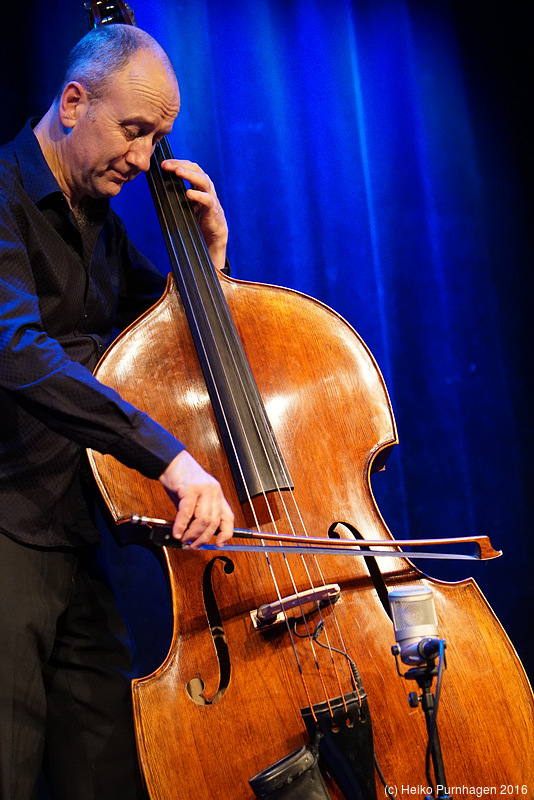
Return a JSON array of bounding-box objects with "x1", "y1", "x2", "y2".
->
[{"x1": 388, "y1": 585, "x2": 442, "y2": 666}]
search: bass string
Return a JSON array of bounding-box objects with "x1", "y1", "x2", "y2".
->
[
  {"x1": 160, "y1": 151, "x2": 359, "y2": 712},
  {"x1": 151, "y1": 144, "x2": 356, "y2": 714}
]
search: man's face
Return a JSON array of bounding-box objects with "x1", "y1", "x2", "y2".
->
[{"x1": 65, "y1": 50, "x2": 180, "y2": 203}]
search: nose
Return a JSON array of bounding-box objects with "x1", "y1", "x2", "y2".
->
[{"x1": 125, "y1": 137, "x2": 155, "y2": 173}]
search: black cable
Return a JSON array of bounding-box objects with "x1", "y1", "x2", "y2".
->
[
  {"x1": 291, "y1": 618, "x2": 395, "y2": 797},
  {"x1": 425, "y1": 640, "x2": 446, "y2": 798}
]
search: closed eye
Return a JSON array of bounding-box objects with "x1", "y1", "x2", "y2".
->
[
  {"x1": 121, "y1": 126, "x2": 167, "y2": 147},
  {"x1": 122, "y1": 125, "x2": 142, "y2": 141}
]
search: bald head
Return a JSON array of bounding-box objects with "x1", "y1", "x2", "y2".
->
[{"x1": 56, "y1": 24, "x2": 177, "y2": 103}]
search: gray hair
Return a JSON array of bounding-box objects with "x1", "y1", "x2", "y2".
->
[{"x1": 56, "y1": 24, "x2": 175, "y2": 102}]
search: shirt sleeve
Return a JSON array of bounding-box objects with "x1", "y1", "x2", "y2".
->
[{"x1": 0, "y1": 202, "x2": 185, "y2": 480}]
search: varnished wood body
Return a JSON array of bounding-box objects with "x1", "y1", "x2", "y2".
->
[{"x1": 89, "y1": 273, "x2": 534, "y2": 799}]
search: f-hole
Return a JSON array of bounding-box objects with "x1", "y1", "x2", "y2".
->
[{"x1": 186, "y1": 555, "x2": 234, "y2": 706}]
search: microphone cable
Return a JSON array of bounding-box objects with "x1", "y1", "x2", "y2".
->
[{"x1": 425, "y1": 639, "x2": 447, "y2": 799}]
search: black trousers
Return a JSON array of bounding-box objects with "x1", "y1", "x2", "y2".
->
[{"x1": 0, "y1": 534, "x2": 148, "y2": 800}]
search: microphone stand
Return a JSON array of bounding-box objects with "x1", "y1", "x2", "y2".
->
[{"x1": 392, "y1": 646, "x2": 452, "y2": 800}]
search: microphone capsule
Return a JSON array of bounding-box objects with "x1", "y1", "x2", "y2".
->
[{"x1": 388, "y1": 586, "x2": 441, "y2": 665}]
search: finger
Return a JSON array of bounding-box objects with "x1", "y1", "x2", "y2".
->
[
  {"x1": 160, "y1": 160, "x2": 215, "y2": 193},
  {"x1": 174, "y1": 489, "x2": 233, "y2": 550},
  {"x1": 174, "y1": 482, "x2": 220, "y2": 544},
  {"x1": 183, "y1": 519, "x2": 220, "y2": 550},
  {"x1": 214, "y1": 501, "x2": 235, "y2": 546},
  {"x1": 160, "y1": 158, "x2": 197, "y2": 172},
  {"x1": 171, "y1": 492, "x2": 198, "y2": 539},
  {"x1": 185, "y1": 187, "x2": 217, "y2": 211}
]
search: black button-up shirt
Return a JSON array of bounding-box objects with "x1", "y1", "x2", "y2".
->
[{"x1": 0, "y1": 121, "x2": 184, "y2": 546}]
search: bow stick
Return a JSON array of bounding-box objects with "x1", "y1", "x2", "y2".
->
[{"x1": 130, "y1": 515, "x2": 501, "y2": 561}]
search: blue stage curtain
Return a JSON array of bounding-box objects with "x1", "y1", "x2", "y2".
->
[{"x1": 1, "y1": 0, "x2": 532, "y2": 678}]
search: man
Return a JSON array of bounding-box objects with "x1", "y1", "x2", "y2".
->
[{"x1": 0, "y1": 23, "x2": 234, "y2": 800}]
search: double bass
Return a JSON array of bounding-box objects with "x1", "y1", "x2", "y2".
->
[{"x1": 86, "y1": 2, "x2": 534, "y2": 798}]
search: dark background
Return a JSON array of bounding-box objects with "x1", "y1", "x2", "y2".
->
[{"x1": 1, "y1": 0, "x2": 532, "y2": 685}]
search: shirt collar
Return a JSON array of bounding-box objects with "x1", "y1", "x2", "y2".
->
[{"x1": 14, "y1": 118, "x2": 64, "y2": 206}]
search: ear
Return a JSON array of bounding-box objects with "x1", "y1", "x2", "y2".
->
[{"x1": 58, "y1": 81, "x2": 89, "y2": 129}]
